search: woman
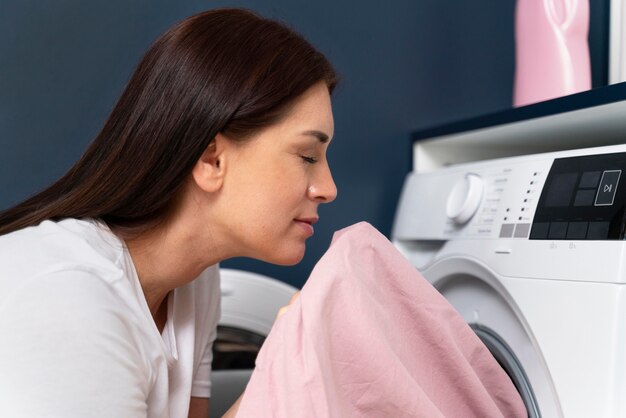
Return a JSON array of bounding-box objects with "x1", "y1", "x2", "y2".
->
[{"x1": 0, "y1": 8, "x2": 337, "y2": 418}]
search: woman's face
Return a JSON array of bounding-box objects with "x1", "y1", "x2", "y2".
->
[{"x1": 216, "y1": 82, "x2": 337, "y2": 265}]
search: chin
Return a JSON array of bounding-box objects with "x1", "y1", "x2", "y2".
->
[{"x1": 264, "y1": 247, "x2": 306, "y2": 266}]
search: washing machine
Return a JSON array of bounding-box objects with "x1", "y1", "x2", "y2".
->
[
  {"x1": 392, "y1": 143, "x2": 626, "y2": 418},
  {"x1": 210, "y1": 268, "x2": 298, "y2": 417}
]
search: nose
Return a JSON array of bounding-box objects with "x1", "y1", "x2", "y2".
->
[{"x1": 308, "y1": 162, "x2": 337, "y2": 203}]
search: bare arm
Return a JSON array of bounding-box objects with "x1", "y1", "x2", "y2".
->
[{"x1": 188, "y1": 397, "x2": 209, "y2": 418}]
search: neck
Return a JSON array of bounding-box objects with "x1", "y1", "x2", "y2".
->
[
  {"x1": 121, "y1": 222, "x2": 222, "y2": 319},
  {"x1": 114, "y1": 184, "x2": 237, "y2": 321}
]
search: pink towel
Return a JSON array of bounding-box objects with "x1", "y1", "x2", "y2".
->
[{"x1": 236, "y1": 222, "x2": 527, "y2": 417}]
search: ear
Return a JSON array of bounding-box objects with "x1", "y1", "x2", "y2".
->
[{"x1": 191, "y1": 133, "x2": 228, "y2": 193}]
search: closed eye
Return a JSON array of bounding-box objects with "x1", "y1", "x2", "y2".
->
[{"x1": 301, "y1": 155, "x2": 318, "y2": 164}]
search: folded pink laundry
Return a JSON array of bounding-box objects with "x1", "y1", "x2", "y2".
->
[{"x1": 236, "y1": 222, "x2": 526, "y2": 417}]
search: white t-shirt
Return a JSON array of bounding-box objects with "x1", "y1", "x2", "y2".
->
[{"x1": 0, "y1": 218, "x2": 221, "y2": 418}]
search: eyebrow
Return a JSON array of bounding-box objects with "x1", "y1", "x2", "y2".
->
[{"x1": 301, "y1": 130, "x2": 330, "y2": 143}]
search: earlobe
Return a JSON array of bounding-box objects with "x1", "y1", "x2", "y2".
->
[{"x1": 191, "y1": 135, "x2": 227, "y2": 193}]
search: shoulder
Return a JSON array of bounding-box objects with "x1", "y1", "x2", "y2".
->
[
  {"x1": 0, "y1": 268, "x2": 134, "y2": 336},
  {"x1": 0, "y1": 218, "x2": 146, "y2": 352},
  {"x1": 0, "y1": 268, "x2": 151, "y2": 377},
  {"x1": 0, "y1": 218, "x2": 150, "y2": 347},
  {"x1": 0, "y1": 267, "x2": 150, "y2": 373},
  {"x1": 0, "y1": 218, "x2": 127, "y2": 292}
]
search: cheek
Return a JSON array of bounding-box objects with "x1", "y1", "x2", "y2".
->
[
  {"x1": 227, "y1": 158, "x2": 309, "y2": 225},
  {"x1": 257, "y1": 164, "x2": 308, "y2": 202}
]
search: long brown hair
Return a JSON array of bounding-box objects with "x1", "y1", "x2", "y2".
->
[{"x1": 0, "y1": 8, "x2": 337, "y2": 237}]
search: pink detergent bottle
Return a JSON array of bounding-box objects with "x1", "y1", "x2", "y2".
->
[{"x1": 514, "y1": 0, "x2": 591, "y2": 106}]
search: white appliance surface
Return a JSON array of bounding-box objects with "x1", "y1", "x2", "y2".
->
[
  {"x1": 219, "y1": 268, "x2": 298, "y2": 336},
  {"x1": 393, "y1": 143, "x2": 626, "y2": 418}
]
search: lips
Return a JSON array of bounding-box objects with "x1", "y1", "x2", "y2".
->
[{"x1": 294, "y1": 217, "x2": 318, "y2": 236}]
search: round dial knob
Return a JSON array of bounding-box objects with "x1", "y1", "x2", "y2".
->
[{"x1": 446, "y1": 173, "x2": 484, "y2": 225}]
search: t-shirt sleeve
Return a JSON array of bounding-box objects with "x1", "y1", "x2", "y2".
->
[
  {"x1": 191, "y1": 265, "x2": 221, "y2": 398},
  {"x1": 0, "y1": 271, "x2": 150, "y2": 418}
]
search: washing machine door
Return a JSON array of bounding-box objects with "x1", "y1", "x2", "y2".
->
[
  {"x1": 210, "y1": 268, "x2": 298, "y2": 417},
  {"x1": 423, "y1": 257, "x2": 562, "y2": 418}
]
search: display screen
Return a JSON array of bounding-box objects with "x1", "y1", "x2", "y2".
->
[{"x1": 530, "y1": 152, "x2": 626, "y2": 240}]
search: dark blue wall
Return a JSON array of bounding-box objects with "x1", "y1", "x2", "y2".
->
[{"x1": 0, "y1": 1, "x2": 604, "y2": 287}]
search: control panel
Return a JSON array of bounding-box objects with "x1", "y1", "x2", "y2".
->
[
  {"x1": 530, "y1": 152, "x2": 626, "y2": 240},
  {"x1": 392, "y1": 145, "x2": 626, "y2": 243}
]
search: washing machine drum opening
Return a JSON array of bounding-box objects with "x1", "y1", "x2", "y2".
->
[
  {"x1": 472, "y1": 324, "x2": 540, "y2": 418},
  {"x1": 211, "y1": 325, "x2": 265, "y2": 370}
]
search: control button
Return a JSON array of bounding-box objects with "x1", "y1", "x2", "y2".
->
[
  {"x1": 579, "y1": 171, "x2": 601, "y2": 188},
  {"x1": 545, "y1": 173, "x2": 578, "y2": 207},
  {"x1": 446, "y1": 173, "x2": 484, "y2": 224},
  {"x1": 566, "y1": 222, "x2": 588, "y2": 240},
  {"x1": 514, "y1": 223, "x2": 531, "y2": 238},
  {"x1": 573, "y1": 189, "x2": 596, "y2": 207},
  {"x1": 587, "y1": 221, "x2": 610, "y2": 240},
  {"x1": 530, "y1": 222, "x2": 549, "y2": 239},
  {"x1": 499, "y1": 223, "x2": 514, "y2": 238},
  {"x1": 548, "y1": 222, "x2": 568, "y2": 239},
  {"x1": 595, "y1": 170, "x2": 621, "y2": 206}
]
